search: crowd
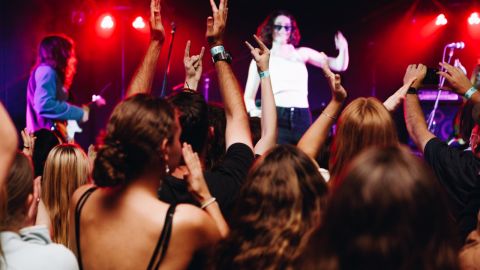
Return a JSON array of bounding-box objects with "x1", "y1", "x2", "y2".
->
[{"x1": 1, "y1": 0, "x2": 480, "y2": 269}]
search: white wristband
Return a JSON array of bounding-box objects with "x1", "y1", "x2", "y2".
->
[
  {"x1": 200, "y1": 197, "x2": 217, "y2": 209},
  {"x1": 465, "y1": 87, "x2": 478, "y2": 99}
]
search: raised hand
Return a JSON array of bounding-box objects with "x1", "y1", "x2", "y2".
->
[
  {"x1": 322, "y1": 65, "x2": 347, "y2": 102},
  {"x1": 21, "y1": 128, "x2": 36, "y2": 157},
  {"x1": 245, "y1": 34, "x2": 270, "y2": 72},
  {"x1": 334, "y1": 31, "x2": 348, "y2": 50},
  {"x1": 25, "y1": 176, "x2": 42, "y2": 227},
  {"x1": 403, "y1": 64, "x2": 426, "y2": 89},
  {"x1": 182, "y1": 143, "x2": 211, "y2": 203},
  {"x1": 184, "y1": 41, "x2": 205, "y2": 90},
  {"x1": 206, "y1": 0, "x2": 228, "y2": 46},
  {"x1": 150, "y1": 0, "x2": 165, "y2": 42},
  {"x1": 439, "y1": 62, "x2": 473, "y2": 95}
]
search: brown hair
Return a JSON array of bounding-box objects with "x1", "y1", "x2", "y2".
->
[
  {"x1": 37, "y1": 34, "x2": 76, "y2": 89},
  {"x1": 214, "y1": 145, "x2": 328, "y2": 270},
  {"x1": 300, "y1": 145, "x2": 459, "y2": 270},
  {"x1": 329, "y1": 97, "x2": 398, "y2": 186},
  {"x1": 42, "y1": 144, "x2": 90, "y2": 247},
  {"x1": 93, "y1": 94, "x2": 176, "y2": 187},
  {"x1": 257, "y1": 10, "x2": 301, "y2": 48},
  {"x1": 2, "y1": 152, "x2": 34, "y2": 230}
]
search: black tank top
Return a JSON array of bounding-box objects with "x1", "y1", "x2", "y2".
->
[{"x1": 74, "y1": 187, "x2": 176, "y2": 270}]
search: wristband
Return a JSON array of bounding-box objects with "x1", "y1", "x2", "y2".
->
[
  {"x1": 465, "y1": 87, "x2": 478, "y2": 99},
  {"x1": 407, "y1": 87, "x2": 418, "y2": 95},
  {"x1": 200, "y1": 197, "x2": 217, "y2": 209},
  {"x1": 321, "y1": 111, "x2": 336, "y2": 120},
  {"x1": 259, "y1": 70, "x2": 270, "y2": 79},
  {"x1": 210, "y1": 45, "x2": 225, "y2": 55}
]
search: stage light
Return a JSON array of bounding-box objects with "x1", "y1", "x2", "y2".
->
[
  {"x1": 100, "y1": 15, "x2": 115, "y2": 29},
  {"x1": 468, "y1": 12, "x2": 480, "y2": 25},
  {"x1": 435, "y1": 14, "x2": 447, "y2": 26},
  {"x1": 132, "y1": 16, "x2": 146, "y2": 29}
]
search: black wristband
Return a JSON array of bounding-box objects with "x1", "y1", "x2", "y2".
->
[{"x1": 407, "y1": 87, "x2": 418, "y2": 95}]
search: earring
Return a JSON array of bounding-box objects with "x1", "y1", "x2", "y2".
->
[{"x1": 165, "y1": 164, "x2": 170, "y2": 174}]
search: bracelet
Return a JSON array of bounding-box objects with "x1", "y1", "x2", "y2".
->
[
  {"x1": 407, "y1": 87, "x2": 418, "y2": 95},
  {"x1": 465, "y1": 87, "x2": 478, "y2": 99},
  {"x1": 321, "y1": 112, "x2": 336, "y2": 120},
  {"x1": 200, "y1": 197, "x2": 217, "y2": 209},
  {"x1": 259, "y1": 70, "x2": 270, "y2": 79},
  {"x1": 210, "y1": 45, "x2": 225, "y2": 55}
]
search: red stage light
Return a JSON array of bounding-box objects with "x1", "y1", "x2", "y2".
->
[
  {"x1": 132, "y1": 16, "x2": 146, "y2": 29},
  {"x1": 468, "y1": 12, "x2": 480, "y2": 25},
  {"x1": 100, "y1": 15, "x2": 115, "y2": 29},
  {"x1": 435, "y1": 14, "x2": 447, "y2": 26}
]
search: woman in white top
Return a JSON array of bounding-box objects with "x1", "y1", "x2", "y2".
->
[{"x1": 244, "y1": 10, "x2": 349, "y2": 144}]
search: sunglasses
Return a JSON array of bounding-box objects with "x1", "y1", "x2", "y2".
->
[{"x1": 273, "y1": 25, "x2": 292, "y2": 32}]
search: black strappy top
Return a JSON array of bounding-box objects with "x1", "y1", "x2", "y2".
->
[{"x1": 74, "y1": 187, "x2": 176, "y2": 270}]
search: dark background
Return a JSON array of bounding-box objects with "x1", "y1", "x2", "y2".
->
[{"x1": 1, "y1": 0, "x2": 479, "y2": 149}]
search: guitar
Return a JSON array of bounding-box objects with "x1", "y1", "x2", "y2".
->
[{"x1": 54, "y1": 94, "x2": 106, "y2": 142}]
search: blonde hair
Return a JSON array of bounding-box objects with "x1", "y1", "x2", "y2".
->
[
  {"x1": 42, "y1": 144, "x2": 90, "y2": 247},
  {"x1": 329, "y1": 97, "x2": 398, "y2": 187}
]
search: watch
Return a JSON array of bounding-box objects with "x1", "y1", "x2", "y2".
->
[
  {"x1": 212, "y1": 51, "x2": 232, "y2": 64},
  {"x1": 407, "y1": 87, "x2": 418, "y2": 95}
]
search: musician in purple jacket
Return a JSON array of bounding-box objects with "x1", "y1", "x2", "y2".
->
[{"x1": 26, "y1": 35, "x2": 88, "y2": 140}]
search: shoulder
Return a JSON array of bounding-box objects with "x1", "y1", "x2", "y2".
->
[
  {"x1": 35, "y1": 65, "x2": 56, "y2": 76},
  {"x1": 70, "y1": 184, "x2": 97, "y2": 210},
  {"x1": 1, "y1": 231, "x2": 79, "y2": 270},
  {"x1": 173, "y1": 204, "x2": 220, "y2": 243},
  {"x1": 174, "y1": 204, "x2": 212, "y2": 230}
]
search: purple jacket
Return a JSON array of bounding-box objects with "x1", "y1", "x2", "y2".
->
[{"x1": 26, "y1": 65, "x2": 83, "y2": 132}]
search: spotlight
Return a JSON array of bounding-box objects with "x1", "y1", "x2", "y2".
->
[
  {"x1": 100, "y1": 14, "x2": 115, "y2": 29},
  {"x1": 435, "y1": 14, "x2": 448, "y2": 26},
  {"x1": 469, "y1": 12, "x2": 480, "y2": 25},
  {"x1": 132, "y1": 16, "x2": 146, "y2": 29}
]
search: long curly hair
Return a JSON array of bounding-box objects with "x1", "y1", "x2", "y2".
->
[
  {"x1": 329, "y1": 97, "x2": 398, "y2": 187},
  {"x1": 299, "y1": 145, "x2": 459, "y2": 270},
  {"x1": 93, "y1": 94, "x2": 176, "y2": 187},
  {"x1": 256, "y1": 10, "x2": 301, "y2": 48},
  {"x1": 213, "y1": 145, "x2": 328, "y2": 270},
  {"x1": 37, "y1": 34, "x2": 77, "y2": 89}
]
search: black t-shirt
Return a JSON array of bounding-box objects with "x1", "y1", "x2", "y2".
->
[
  {"x1": 158, "y1": 143, "x2": 254, "y2": 221},
  {"x1": 424, "y1": 138, "x2": 480, "y2": 218}
]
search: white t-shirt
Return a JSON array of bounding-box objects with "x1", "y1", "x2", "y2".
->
[{"x1": 0, "y1": 225, "x2": 79, "y2": 270}]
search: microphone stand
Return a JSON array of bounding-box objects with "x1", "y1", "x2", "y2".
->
[
  {"x1": 160, "y1": 22, "x2": 176, "y2": 98},
  {"x1": 426, "y1": 45, "x2": 455, "y2": 131}
]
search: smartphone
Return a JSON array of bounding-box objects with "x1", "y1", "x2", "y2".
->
[{"x1": 422, "y1": 67, "x2": 439, "y2": 86}]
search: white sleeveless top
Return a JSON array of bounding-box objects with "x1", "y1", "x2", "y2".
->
[{"x1": 269, "y1": 50, "x2": 309, "y2": 108}]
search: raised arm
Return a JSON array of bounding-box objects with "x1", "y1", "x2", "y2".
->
[
  {"x1": 0, "y1": 102, "x2": 18, "y2": 188},
  {"x1": 183, "y1": 143, "x2": 228, "y2": 237},
  {"x1": 403, "y1": 64, "x2": 436, "y2": 152},
  {"x1": 244, "y1": 60, "x2": 261, "y2": 117},
  {"x1": 439, "y1": 62, "x2": 480, "y2": 103},
  {"x1": 245, "y1": 35, "x2": 277, "y2": 155},
  {"x1": 297, "y1": 65, "x2": 346, "y2": 159},
  {"x1": 126, "y1": 0, "x2": 165, "y2": 98},
  {"x1": 183, "y1": 41, "x2": 205, "y2": 90},
  {"x1": 206, "y1": 0, "x2": 254, "y2": 151},
  {"x1": 297, "y1": 31, "x2": 349, "y2": 72},
  {"x1": 383, "y1": 77, "x2": 417, "y2": 112}
]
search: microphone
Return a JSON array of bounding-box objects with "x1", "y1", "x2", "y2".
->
[{"x1": 446, "y1": 41, "x2": 465, "y2": 49}]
